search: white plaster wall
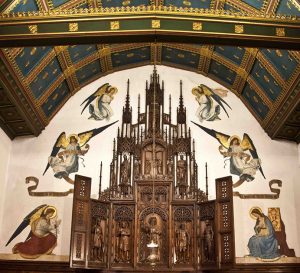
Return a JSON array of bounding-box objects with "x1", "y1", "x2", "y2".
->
[
  {"x1": 0, "y1": 128, "x2": 12, "y2": 238},
  {"x1": 0, "y1": 66, "x2": 299, "y2": 259}
]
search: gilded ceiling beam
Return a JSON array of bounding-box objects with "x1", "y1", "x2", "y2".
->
[{"x1": 0, "y1": 7, "x2": 299, "y2": 49}]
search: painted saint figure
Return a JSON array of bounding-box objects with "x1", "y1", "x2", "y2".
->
[
  {"x1": 81, "y1": 83, "x2": 118, "y2": 121},
  {"x1": 92, "y1": 218, "x2": 104, "y2": 261},
  {"x1": 192, "y1": 84, "x2": 231, "y2": 122},
  {"x1": 42, "y1": 122, "x2": 117, "y2": 184},
  {"x1": 192, "y1": 122, "x2": 265, "y2": 188},
  {"x1": 247, "y1": 207, "x2": 280, "y2": 260},
  {"x1": 6, "y1": 205, "x2": 61, "y2": 259}
]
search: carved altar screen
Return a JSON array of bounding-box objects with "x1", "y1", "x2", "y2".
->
[{"x1": 70, "y1": 70, "x2": 235, "y2": 271}]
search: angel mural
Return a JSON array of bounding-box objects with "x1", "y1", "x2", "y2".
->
[
  {"x1": 5, "y1": 205, "x2": 61, "y2": 259},
  {"x1": 192, "y1": 122, "x2": 265, "y2": 188},
  {"x1": 81, "y1": 83, "x2": 118, "y2": 120},
  {"x1": 43, "y1": 121, "x2": 117, "y2": 184},
  {"x1": 191, "y1": 84, "x2": 231, "y2": 122}
]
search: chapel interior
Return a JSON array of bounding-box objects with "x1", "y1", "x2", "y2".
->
[{"x1": 0, "y1": 0, "x2": 299, "y2": 273}]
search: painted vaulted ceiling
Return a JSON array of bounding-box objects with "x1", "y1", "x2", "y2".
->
[{"x1": 0, "y1": 0, "x2": 299, "y2": 142}]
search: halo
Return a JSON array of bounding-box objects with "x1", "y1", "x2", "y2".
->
[
  {"x1": 192, "y1": 87, "x2": 201, "y2": 96},
  {"x1": 67, "y1": 134, "x2": 79, "y2": 143},
  {"x1": 229, "y1": 135, "x2": 241, "y2": 145},
  {"x1": 108, "y1": 87, "x2": 118, "y2": 95},
  {"x1": 44, "y1": 206, "x2": 57, "y2": 219},
  {"x1": 249, "y1": 206, "x2": 262, "y2": 219}
]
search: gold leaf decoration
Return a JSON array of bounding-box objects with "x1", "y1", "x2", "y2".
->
[
  {"x1": 193, "y1": 22, "x2": 202, "y2": 31},
  {"x1": 235, "y1": 25, "x2": 244, "y2": 34},
  {"x1": 110, "y1": 21, "x2": 120, "y2": 30},
  {"x1": 276, "y1": 27, "x2": 285, "y2": 37},
  {"x1": 28, "y1": 25, "x2": 38, "y2": 34},
  {"x1": 152, "y1": 20, "x2": 160, "y2": 29},
  {"x1": 69, "y1": 23, "x2": 78, "y2": 32}
]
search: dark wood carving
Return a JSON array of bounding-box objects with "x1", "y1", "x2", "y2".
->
[{"x1": 70, "y1": 70, "x2": 235, "y2": 271}]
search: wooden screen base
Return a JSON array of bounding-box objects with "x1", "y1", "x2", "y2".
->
[{"x1": 0, "y1": 260, "x2": 300, "y2": 273}]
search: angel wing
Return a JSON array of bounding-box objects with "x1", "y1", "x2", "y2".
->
[
  {"x1": 5, "y1": 204, "x2": 47, "y2": 247},
  {"x1": 191, "y1": 122, "x2": 230, "y2": 149},
  {"x1": 200, "y1": 84, "x2": 232, "y2": 118},
  {"x1": 241, "y1": 133, "x2": 266, "y2": 179},
  {"x1": 42, "y1": 132, "x2": 68, "y2": 175},
  {"x1": 78, "y1": 120, "x2": 119, "y2": 147},
  {"x1": 81, "y1": 83, "x2": 110, "y2": 114}
]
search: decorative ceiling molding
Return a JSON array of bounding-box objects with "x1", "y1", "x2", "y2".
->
[{"x1": 0, "y1": 7, "x2": 299, "y2": 49}]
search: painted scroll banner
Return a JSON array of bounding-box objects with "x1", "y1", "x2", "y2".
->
[
  {"x1": 26, "y1": 176, "x2": 74, "y2": 197},
  {"x1": 233, "y1": 180, "x2": 282, "y2": 199}
]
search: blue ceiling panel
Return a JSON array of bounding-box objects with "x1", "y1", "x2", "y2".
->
[
  {"x1": 223, "y1": 3, "x2": 240, "y2": 12},
  {"x1": 161, "y1": 47, "x2": 199, "y2": 69},
  {"x1": 76, "y1": 60, "x2": 102, "y2": 85},
  {"x1": 209, "y1": 60, "x2": 236, "y2": 85},
  {"x1": 11, "y1": 0, "x2": 38, "y2": 12},
  {"x1": 68, "y1": 45, "x2": 98, "y2": 63},
  {"x1": 76, "y1": 2, "x2": 89, "y2": 9},
  {"x1": 260, "y1": 49, "x2": 298, "y2": 81},
  {"x1": 111, "y1": 47, "x2": 150, "y2": 67},
  {"x1": 51, "y1": 0, "x2": 69, "y2": 8},
  {"x1": 101, "y1": 0, "x2": 150, "y2": 8},
  {"x1": 29, "y1": 57, "x2": 63, "y2": 99},
  {"x1": 215, "y1": 46, "x2": 245, "y2": 66},
  {"x1": 250, "y1": 60, "x2": 282, "y2": 102},
  {"x1": 241, "y1": 0, "x2": 264, "y2": 10},
  {"x1": 242, "y1": 83, "x2": 269, "y2": 120},
  {"x1": 276, "y1": 0, "x2": 300, "y2": 16},
  {"x1": 164, "y1": 0, "x2": 211, "y2": 8},
  {"x1": 41, "y1": 81, "x2": 69, "y2": 118},
  {"x1": 15, "y1": 47, "x2": 52, "y2": 77}
]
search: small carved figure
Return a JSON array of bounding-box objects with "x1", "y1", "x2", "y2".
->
[
  {"x1": 156, "y1": 158, "x2": 163, "y2": 175},
  {"x1": 120, "y1": 155, "x2": 130, "y2": 184},
  {"x1": 92, "y1": 218, "x2": 104, "y2": 261},
  {"x1": 167, "y1": 159, "x2": 173, "y2": 175},
  {"x1": 144, "y1": 217, "x2": 162, "y2": 261},
  {"x1": 134, "y1": 158, "x2": 141, "y2": 177},
  {"x1": 177, "y1": 155, "x2": 187, "y2": 185},
  {"x1": 175, "y1": 223, "x2": 190, "y2": 263},
  {"x1": 145, "y1": 159, "x2": 151, "y2": 175},
  {"x1": 118, "y1": 221, "x2": 131, "y2": 262},
  {"x1": 202, "y1": 220, "x2": 214, "y2": 262}
]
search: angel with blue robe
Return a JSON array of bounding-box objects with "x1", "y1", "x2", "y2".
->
[
  {"x1": 192, "y1": 85, "x2": 231, "y2": 122},
  {"x1": 43, "y1": 121, "x2": 118, "y2": 184},
  {"x1": 81, "y1": 83, "x2": 118, "y2": 120},
  {"x1": 247, "y1": 207, "x2": 280, "y2": 260},
  {"x1": 192, "y1": 122, "x2": 265, "y2": 188},
  {"x1": 6, "y1": 205, "x2": 61, "y2": 259}
]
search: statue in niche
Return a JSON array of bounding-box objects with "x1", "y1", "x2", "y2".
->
[
  {"x1": 145, "y1": 159, "x2": 152, "y2": 175},
  {"x1": 156, "y1": 158, "x2": 163, "y2": 175},
  {"x1": 167, "y1": 159, "x2": 173, "y2": 176},
  {"x1": 177, "y1": 155, "x2": 187, "y2": 185},
  {"x1": 202, "y1": 220, "x2": 215, "y2": 262},
  {"x1": 133, "y1": 158, "x2": 141, "y2": 177},
  {"x1": 175, "y1": 222, "x2": 190, "y2": 263},
  {"x1": 117, "y1": 221, "x2": 131, "y2": 262},
  {"x1": 120, "y1": 154, "x2": 130, "y2": 184},
  {"x1": 92, "y1": 218, "x2": 104, "y2": 261},
  {"x1": 143, "y1": 216, "x2": 162, "y2": 262}
]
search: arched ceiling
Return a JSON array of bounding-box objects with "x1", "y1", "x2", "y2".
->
[{"x1": 0, "y1": 0, "x2": 299, "y2": 142}]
